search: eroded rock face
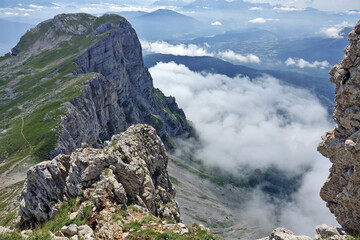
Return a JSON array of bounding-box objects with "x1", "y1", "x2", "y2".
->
[
  {"x1": 18, "y1": 124, "x2": 180, "y2": 225},
  {"x1": 318, "y1": 19, "x2": 360, "y2": 231},
  {"x1": 50, "y1": 15, "x2": 192, "y2": 157}
]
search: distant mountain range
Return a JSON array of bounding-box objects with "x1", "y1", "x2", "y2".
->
[{"x1": 129, "y1": 9, "x2": 207, "y2": 40}]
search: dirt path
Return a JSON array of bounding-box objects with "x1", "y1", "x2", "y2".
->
[{"x1": 0, "y1": 117, "x2": 32, "y2": 188}]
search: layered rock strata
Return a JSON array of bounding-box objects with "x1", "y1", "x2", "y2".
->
[
  {"x1": 318, "y1": 19, "x2": 360, "y2": 231},
  {"x1": 18, "y1": 124, "x2": 180, "y2": 224}
]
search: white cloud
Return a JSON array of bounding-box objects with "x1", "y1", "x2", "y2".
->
[
  {"x1": 150, "y1": 62, "x2": 330, "y2": 172},
  {"x1": 285, "y1": 58, "x2": 330, "y2": 69},
  {"x1": 149, "y1": 61, "x2": 335, "y2": 235},
  {"x1": 249, "y1": 17, "x2": 279, "y2": 23},
  {"x1": 346, "y1": 10, "x2": 360, "y2": 14},
  {"x1": 141, "y1": 40, "x2": 261, "y2": 64},
  {"x1": 273, "y1": 6, "x2": 304, "y2": 11},
  {"x1": 218, "y1": 50, "x2": 261, "y2": 63},
  {"x1": 318, "y1": 21, "x2": 352, "y2": 39},
  {"x1": 4, "y1": 12, "x2": 19, "y2": 16},
  {"x1": 249, "y1": 17, "x2": 266, "y2": 23},
  {"x1": 141, "y1": 40, "x2": 214, "y2": 56},
  {"x1": 249, "y1": 7, "x2": 263, "y2": 10},
  {"x1": 211, "y1": 21, "x2": 222, "y2": 26},
  {"x1": 242, "y1": 0, "x2": 360, "y2": 12},
  {"x1": 29, "y1": 4, "x2": 44, "y2": 9}
]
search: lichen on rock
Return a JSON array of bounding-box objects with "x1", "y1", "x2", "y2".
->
[
  {"x1": 318, "y1": 19, "x2": 360, "y2": 232},
  {"x1": 18, "y1": 124, "x2": 180, "y2": 226}
]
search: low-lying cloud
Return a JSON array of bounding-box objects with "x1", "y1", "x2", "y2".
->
[
  {"x1": 150, "y1": 62, "x2": 330, "y2": 172},
  {"x1": 141, "y1": 40, "x2": 213, "y2": 56},
  {"x1": 249, "y1": 17, "x2": 279, "y2": 23},
  {"x1": 142, "y1": 40, "x2": 261, "y2": 63},
  {"x1": 218, "y1": 50, "x2": 261, "y2": 63},
  {"x1": 211, "y1": 21, "x2": 222, "y2": 26},
  {"x1": 273, "y1": 6, "x2": 304, "y2": 11},
  {"x1": 318, "y1": 21, "x2": 352, "y2": 39},
  {"x1": 285, "y1": 57, "x2": 330, "y2": 69},
  {"x1": 149, "y1": 61, "x2": 336, "y2": 235}
]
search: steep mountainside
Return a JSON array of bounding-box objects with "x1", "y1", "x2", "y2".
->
[
  {"x1": 1, "y1": 124, "x2": 217, "y2": 239},
  {"x1": 318, "y1": 19, "x2": 360, "y2": 232},
  {"x1": 0, "y1": 13, "x2": 193, "y2": 189}
]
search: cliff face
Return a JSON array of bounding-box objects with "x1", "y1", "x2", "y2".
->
[
  {"x1": 19, "y1": 124, "x2": 180, "y2": 225},
  {"x1": 50, "y1": 15, "x2": 192, "y2": 157},
  {"x1": 318, "y1": 19, "x2": 360, "y2": 231}
]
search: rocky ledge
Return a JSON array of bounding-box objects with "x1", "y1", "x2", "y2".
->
[
  {"x1": 18, "y1": 124, "x2": 179, "y2": 232},
  {"x1": 318, "y1": 19, "x2": 360, "y2": 232},
  {"x1": 258, "y1": 224, "x2": 352, "y2": 240}
]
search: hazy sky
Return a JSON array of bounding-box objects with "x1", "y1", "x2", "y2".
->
[{"x1": 244, "y1": 0, "x2": 360, "y2": 12}]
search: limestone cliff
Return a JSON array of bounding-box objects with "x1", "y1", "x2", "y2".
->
[
  {"x1": 49, "y1": 14, "x2": 193, "y2": 157},
  {"x1": 318, "y1": 19, "x2": 360, "y2": 232}
]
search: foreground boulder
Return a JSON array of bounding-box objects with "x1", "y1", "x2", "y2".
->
[
  {"x1": 18, "y1": 124, "x2": 180, "y2": 225},
  {"x1": 318, "y1": 19, "x2": 360, "y2": 232}
]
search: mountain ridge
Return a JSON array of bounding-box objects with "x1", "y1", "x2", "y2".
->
[{"x1": 0, "y1": 13, "x2": 193, "y2": 189}]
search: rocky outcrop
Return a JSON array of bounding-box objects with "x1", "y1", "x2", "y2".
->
[
  {"x1": 18, "y1": 124, "x2": 180, "y2": 225},
  {"x1": 50, "y1": 14, "x2": 192, "y2": 157},
  {"x1": 257, "y1": 228, "x2": 312, "y2": 240},
  {"x1": 258, "y1": 225, "x2": 352, "y2": 240},
  {"x1": 318, "y1": 19, "x2": 360, "y2": 232}
]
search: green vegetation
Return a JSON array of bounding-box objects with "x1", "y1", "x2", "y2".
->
[
  {"x1": 0, "y1": 14, "x2": 123, "y2": 177},
  {"x1": 126, "y1": 222, "x2": 219, "y2": 240},
  {"x1": 0, "y1": 181, "x2": 24, "y2": 227}
]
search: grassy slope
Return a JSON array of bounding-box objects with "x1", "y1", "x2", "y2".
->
[
  {"x1": 0, "y1": 15, "x2": 125, "y2": 174},
  {"x1": 0, "y1": 15, "x2": 126, "y2": 224}
]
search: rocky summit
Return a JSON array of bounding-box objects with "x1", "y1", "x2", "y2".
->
[
  {"x1": 19, "y1": 124, "x2": 179, "y2": 225},
  {"x1": 318, "y1": 19, "x2": 360, "y2": 232}
]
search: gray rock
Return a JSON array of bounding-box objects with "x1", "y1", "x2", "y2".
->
[
  {"x1": 315, "y1": 224, "x2": 352, "y2": 240},
  {"x1": 318, "y1": 18, "x2": 360, "y2": 231},
  {"x1": 258, "y1": 228, "x2": 312, "y2": 240},
  {"x1": 50, "y1": 15, "x2": 192, "y2": 158},
  {"x1": 61, "y1": 224, "x2": 78, "y2": 237},
  {"x1": 18, "y1": 124, "x2": 180, "y2": 225}
]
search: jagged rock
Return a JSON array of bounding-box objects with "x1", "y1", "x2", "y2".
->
[
  {"x1": 318, "y1": 19, "x2": 360, "y2": 232},
  {"x1": 258, "y1": 227, "x2": 312, "y2": 240},
  {"x1": 315, "y1": 224, "x2": 352, "y2": 240},
  {"x1": 18, "y1": 124, "x2": 179, "y2": 225}
]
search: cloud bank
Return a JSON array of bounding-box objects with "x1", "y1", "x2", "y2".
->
[
  {"x1": 142, "y1": 40, "x2": 261, "y2": 63},
  {"x1": 318, "y1": 21, "x2": 352, "y2": 39},
  {"x1": 141, "y1": 40, "x2": 213, "y2": 56},
  {"x1": 218, "y1": 50, "x2": 261, "y2": 63},
  {"x1": 285, "y1": 57, "x2": 330, "y2": 69},
  {"x1": 249, "y1": 17, "x2": 279, "y2": 23},
  {"x1": 150, "y1": 62, "x2": 330, "y2": 172},
  {"x1": 149, "y1": 61, "x2": 336, "y2": 235}
]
